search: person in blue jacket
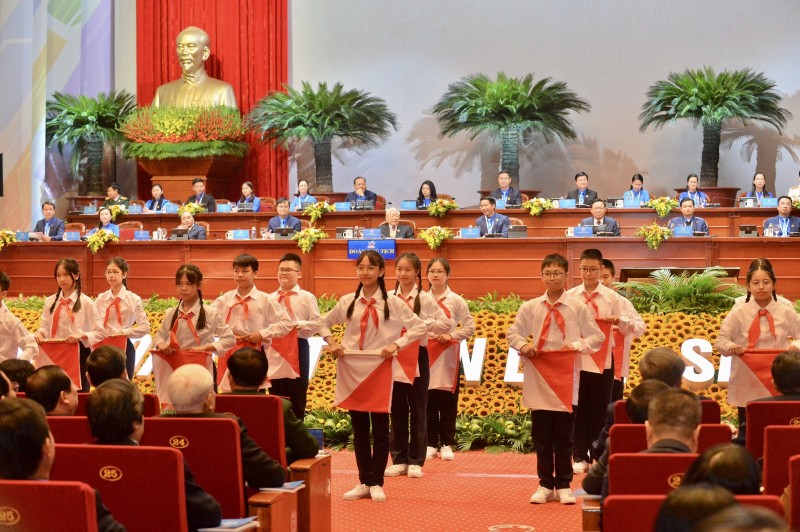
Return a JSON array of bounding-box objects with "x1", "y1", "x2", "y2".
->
[{"x1": 87, "y1": 207, "x2": 119, "y2": 237}]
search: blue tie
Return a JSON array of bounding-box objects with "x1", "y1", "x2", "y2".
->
[{"x1": 44, "y1": 222, "x2": 50, "y2": 235}]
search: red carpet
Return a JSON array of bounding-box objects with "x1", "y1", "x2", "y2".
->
[{"x1": 331, "y1": 450, "x2": 583, "y2": 531}]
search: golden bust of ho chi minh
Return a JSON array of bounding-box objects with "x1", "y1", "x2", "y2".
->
[{"x1": 152, "y1": 26, "x2": 237, "y2": 108}]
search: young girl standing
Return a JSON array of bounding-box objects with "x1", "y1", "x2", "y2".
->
[
  {"x1": 35, "y1": 258, "x2": 105, "y2": 391},
  {"x1": 153, "y1": 264, "x2": 235, "y2": 406},
  {"x1": 385, "y1": 253, "x2": 451, "y2": 479},
  {"x1": 94, "y1": 257, "x2": 151, "y2": 378},
  {"x1": 321, "y1": 250, "x2": 426, "y2": 502},
  {"x1": 425, "y1": 258, "x2": 475, "y2": 461}
]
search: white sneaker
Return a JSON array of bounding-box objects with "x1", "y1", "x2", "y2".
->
[
  {"x1": 529, "y1": 486, "x2": 555, "y2": 504},
  {"x1": 440, "y1": 445, "x2": 455, "y2": 461},
  {"x1": 572, "y1": 460, "x2": 589, "y2": 474},
  {"x1": 407, "y1": 465, "x2": 423, "y2": 478},
  {"x1": 369, "y1": 485, "x2": 386, "y2": 502},
  {"x1": 426, "y1": 446, "x2": 439, "y2": 459},
  {"x1": 556, "y1": 488, "x2": 576, "y2": 505},
  {"x1": 343, "y1": 484, "x2": 370, "y2": 500},
  {"x1": 384, "y1": 464, "x2": 408, "y2": 477}
]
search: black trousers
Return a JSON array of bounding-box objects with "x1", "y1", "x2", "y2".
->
[
  {"x1": 125, "y1": 338, "x2": 136, "y2": 379},
  {"x1": 269, "y1": 339, "x2": 310, "y2": 420},
  {"x1": 79, "y1": 343, "x2": 91, "y2": 392},
  {"x1": 611, "y1": 377, "x2": 624, "y2": 402},
  {"x1": 532, "y1": 409, "x2": 575, "y2": 489},
  {"x1": 351, "y1": 411, "x2": 390, "y2": 487},
  {"x1": 736, "y1": 406, "x2": 747, "y2": 445},
  {"x1": 427, "y1": 385, "x2": 460, "y2": 447},
  {"x1": 390, "y1": 347, "x2": 429, "y2": 466},
  {"x1": 573, "y1": 368, "x2": 614, "y2": 462}
]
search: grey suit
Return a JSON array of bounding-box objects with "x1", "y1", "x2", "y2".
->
[
  {"x1": 380, "y1": 224, "x2": 414, "y2": 238},
  {"x1": 187, "y1": 224, "x2": 206, "y2": 240},
  {"x1": 475, "y1": 213, "x2": 510, "y2": 237},
  {"x1": 580, "y1": 216, "x2": 620, "y2": 236},
  {"x1": 33, "y1": 217, "x2": 65, "y2": 240}
]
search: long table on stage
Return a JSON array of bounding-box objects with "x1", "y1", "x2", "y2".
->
[{"x1": 3, "y1": 237, "x2": 799, "y2": 300}]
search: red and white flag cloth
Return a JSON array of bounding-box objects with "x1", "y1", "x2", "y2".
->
[
  {"x1": 428, "y1": 339, "x2": 460, "y2": 392},
  {"x1": 151, "y1": 349, "x2": 213, "y2": 407},
  {"x1": 392, "y1": 339, "x2": 421, "y2": 384},
  {"x1": 612, "y1": 328, "x2": 626, "y2": 380},
  {"x1": 37, "y1": 341, "x2": 81, "y2": 388},
  {"x1": 522, "y1": 349, "x2": 579, "y2": 412},
  {"x1": 729, "y1": 348, "x2": 782, "y2": 406},
  {"x1": 581, "y1": 320, "x2": 613, "y2": 373},
  {"x1": 268, "y1": 328, "x2": 300, "y2": 380},
  {"x1": 94, "y1": 335, "x2": 128, "y2": 352},
  {"x1": 335, "y1": 351, "x2": 395, "y2": 413},
  {"x1": 217, "y1": 338, "x2": 260, "y2": 388}
]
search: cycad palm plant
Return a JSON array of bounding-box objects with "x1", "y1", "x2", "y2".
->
[
  {"x1": 639, "y1": 67, "x2": 791, "y2": 188},
  {"x1": 247, "y1": 82, "x2": 398, "y2": 193},
  {"x1": 46, "y1": 90, "x2": 137, "y2": 195},
  {"x1": 432, "y1": 72, "x2": 590, "y2": 181}
]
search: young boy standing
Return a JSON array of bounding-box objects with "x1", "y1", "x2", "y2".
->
[
  {"x1": 0, "y1": 272, "x2": 38, "y2": 362},
  {"x1": 507, "y1": 254, "x2": 603, "y2": 505}
]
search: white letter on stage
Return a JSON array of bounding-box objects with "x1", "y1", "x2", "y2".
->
[
  {"x1": 681, "y1": 338, "x2": 715, "y2": 388},
  {"x1": 308, "y1": 337, "x2": 328, "y2": 380},
  {"x1": 504, "y1": 347, "x2": 523, "y2": 387},
  {"x1": 461, "y1": 338, "x2": 486, "y2": 386}
]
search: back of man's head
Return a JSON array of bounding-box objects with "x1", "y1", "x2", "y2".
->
[
  {"x1": 626, "y1": 379, "x2": 670, "y2": 423},
  {"x1": 166, "y1": 364, "x2": 214, "y2": 413},
  {"x1": 26, "y1": 366, "x2": 75, "y2": 414},
  {"x1": 772, "y1": 351, "x2": 800, "y2": 395},
  {"x1": 0, "y1": 359, "x2": 35, "y2": 393},
  {"x1": 639, "y1": 347, "x2": 685, "y2": 387},
  {"x1": 227, "y1": 348, "x2": 267, "y2": 389},
  {"x1": 647, "y1": 388, "x2": 702, "y2": 449},
  {"x1": 86, "y1": 346, "x2": 127, "y2": 387},
  {"x1": 87, "y1": 379, "x2": 144, "y2": 444},
  {"x1": 0, "y1": 398, "x2": 50, "y2": 480}
]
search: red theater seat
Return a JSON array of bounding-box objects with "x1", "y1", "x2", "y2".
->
[
  {"x1": 0, "y1": 480, "x2": 98, "y2": 532},
  {"x1": 607, "y1": 453, "x2": 697, "y2": 494},
  {"x1": 608, "y1": 424, "x2": 731, "y2": 455},
  {"x1": 615, "y1": 398, "x2": 721, "y2": 424},
  {"x1": 790, "y1": 455, "x2": 800, "y2": 531},
  {"x1": 76, "y1": 392, "x2": 160, "y2": 417},
  {"x1": 746, "y1": 401, "x2": 800, "y2": 460},
  {"x1": 215, "y1": 394, "x2": 288, "y2": 468},
  {"x1": 762, "y1": 426, "x2": 800, "y2": 496},
  {"x1": 47, "y1": 416, "x2": 93, "y2": 443}
]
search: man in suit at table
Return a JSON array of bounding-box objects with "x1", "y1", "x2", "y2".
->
[
  {"x1": 267, "y1": 198, "x2": 303, "y2": 233},
  {"x1": 565, "y1": 171, "x2": 598, "y2": 207},
  {"x1": 31, "y1": 201, "x2": 65, "y2": 241},
  {"x1": 184, "y1": 177, "x2": 216, "y2": 213},
  {"x1": 178, "y1": 212, "x2": 207, "y2": 240},
  {"x1": 763, "y1": 195, "x2": 800, "y2": 236},
  {"x1": 344, "y1": 176, "x2": 378, "y2": 204},
  {"x1": 581, "y1": 199, "x2": 620, "y2": 236},
  {"x1": 380, "y1": 208, "x2": 414, "y2": 239},
  {"x1": 476, "y1": 197, "x2": 510, "y2": 237},
  {"x1": 668, "y1": 198, "x2": 709, "y2": 234},
  {"x1": 491, "y1": 170, "x2": 523, "y2": 208}
]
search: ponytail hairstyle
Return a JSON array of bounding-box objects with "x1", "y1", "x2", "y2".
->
[
  {"x1": 50, "y1": 258, "x2": 82, "y2": 314},
  {"x1": 168, "y1": 264, "x2": 207, "y2": 330},
  {"x1": 96, "y1": 207, "x2": 113, "y2": 230},
  {"x1": 744, "y1": 258, "x2": 777, "y2": 303},
  {"x1": 630, "y1": 173, "x2": 644, "y2": 191},
  {"x1": 346, "y1": 250, "x2": 390, "y2": 321},
  {"x1": 394, "y1": 252, "x2": 422, "y2": 315},
  {"x1": 426, "y1": 257, "x2": 451, "y2": 291},
  {"x1": 239, "y1": 180, "x2": 256, "y2": 203},
  {"x1": 106, "y1": 257, "x2": 129, "y2": 288}
]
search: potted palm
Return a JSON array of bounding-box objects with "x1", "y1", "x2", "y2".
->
[
  {"x1": 46, "y1": 90, "x2": 137, "y2": 195},
  {"x1": 640, "y1": 67, "x2": 791, "y2": 205},
  {"x1": 247, "y1": 81, "x2": 398, "y2": 193}
]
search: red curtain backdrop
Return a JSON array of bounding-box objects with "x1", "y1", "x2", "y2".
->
[{"x1": 135, "y1": 0, "x2": 288, "y2": 202}]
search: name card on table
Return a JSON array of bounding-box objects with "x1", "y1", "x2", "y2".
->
[
  {"x1": 560, "y1": 199, "x2": 577, "y2": 209},
  {"x1": 64, "y1": 231, "x2": 81, "y2": 241},
  {"x1": 347, "y1": 239, "x2": 396, "y2": 259},
  {"x1": 134, "y1": 231, "x2": 151, "y2": 241},
  {"x1": 459, "y1": 227, "x2": 481, "y2": 239},
  {"x1": 362, "y1": 228, "x2": 381, "y2": 239},
  {"x1": 672, "y1": 226, "x2": 694, "y2": 237},
  {"x1": 762, "y1": 197, "x2": 778, "y2": 208},
  {"x1": 623, "y1": 199, "x2": 641, "y2": 208},
  {"x1": 217, "y1": 203, "x2": 232, "y2": 213},
  {"x1": 401, "y1": 200, "x2": 417, "y2": 210},
  {"x1": 165, "y1": 204, "x2": 179, "y2": 214},
  {"x1": 574, "y1": 226, "x2": 594, "y2": 237},
  {"x1": 128, "y1": 204, "x2": 143, "y2": 214},
  {"x1": 15, "y1": 231, "x2": 29, "y2": 241},
  {"x1": 334, "y1": 202, "x2": 351, "y2": 211},
  {"x1": 83, "y1": 205, "x2": 97, "y2": 215}
]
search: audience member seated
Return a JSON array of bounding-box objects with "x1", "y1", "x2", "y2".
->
[
  {"x1": 0, "y1": 371, "x2": 16, "y2": 400},
  {"x1": 755, "y1": 351, "x2": 800, "y2": 402},
  {"x1": 185, "y1": 177, "x2": 217, "y2": 213},
  {"x1": 86, "y1": 207, "x2": 120, "y2": 237},
  {"x1": 163, "y1": 364, "x2": 285, "y2": 488},
  {"x1": 380, "y1": 208, "x2": 414, "y2": 239},
  {"x1": 26, "y1": 365, "x2": 79, "y2": 416},
  {"x1": 654, "y1": 484, "x2": 736, "y2": 532},
  {"x1": 224, "y1": 347, "x2": 319, "y2": 463},
  {"x1": 581, "y1": 199, "x2": 621, "y2": 235},
  {"x1": 677, "y1": 173, "x2": 708, "y2": 207},
  {"x1": 745, "y1": 172, "x2": 774, "y2": 206},
  {"x1": 86, "y1": 345, "x2": 127, "y2": 388},
  {"x1": 177, "y1": 211, "x2": 206, "y2": 240},
  {"x1": 0, "y1": 398, "x2": 125, "y2": 531},
  {"x1": 0, "y1": 359, "x2": 35, "y2": 393},
  {"x1": 695, "y1": 504, "x2": 789, "y2": 532},
  {"x1": 491, "y1": 171, "x2": 522, "y2": 208},
  {"x1": 788, "y1": 170, "x2": 800, "y2": 203},
  {"x1": 101, "y1": 183, "x2": 129, "y2": 208},
  {"x1": 268, "y1": 198, "x2": 302, "y2": 233},
  {"x1": 292, "y1": 179, "x2": 317, "y2": 211},
  {"x1": 622, "y1": 173, "x2": 650, "y2": 205},
  {"x1": 763, "y1": 196, "x2": 800, "y2": 236},
  {"x1": 476, "y1": 196, "x2": 509, "y2": 237},
  {"x1": 682, "y1": 444, "x2": 761, "y2": 495},
  {"x1": 645, "y1": 388, "x2": 702, "y2": 454},
  {"x1": 416, "y1": 180, "x2": 438, "y2": 209},
  {"x1": 344, "y1": 176, "x2": 378, "y2": 203},
  {"x1": 668, "y1": 198, "x2": 709, "y2": 233},
  {"x1": 86, "y1": 379, "x2": 222, "y2": 530},
  {"x1": 237, "y1": 181, "x2": 261, "y2": 212},
  {"x1": 31, "y1": 200, "x2": 65, "y2": 241},
  {"x1": 143, "y1": 183, "x2": 171, "y2": 213},
  {"x1": 564, "y1": 171, "x2": 598, "y2": 206}
]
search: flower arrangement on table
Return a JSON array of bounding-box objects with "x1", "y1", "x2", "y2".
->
[
  {"x1": 793, "y1": 199, "x2": 800, "y2": 210},
  {"x1": 428, "y1": 198, "x2": 459, "y2": 218},
  {"x1": 87, "y1": 229, "x2": 119, "y2": 254},
  {"x1": 419, "y1": 225, "x2": 454, "y2": 250},
  {"x1": 644, "y1": 197, "x2": 678, "y2": 218},
  {"x1": 0, "y1": 230, "x2": 17, "y2": 252},
  {"x1": 522, "y1": 197, "x2": 554, "y2": 217},
  {"x1": 178, "y1": 202, "x2": 206, "y2": 216},
  {"x1": 107, "y1": 204, "x2": 127, "y2": 221},
  {"x1": 293, "y1": 226, "x2": 328, "y2": 253},
  {"x1": 302, "y1": 201, "x2": 336, "y2": 223},
  {"x1": 635, "y1": 223, "x2": 672, "y2": 251}
]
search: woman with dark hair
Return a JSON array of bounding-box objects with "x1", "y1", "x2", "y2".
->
[
  {"x1": 144, "y1": 183, "x2": 171, "y2": 213},
  {"x1": 683, "y1": 444, "x2": 761, "y2": 494},
  {"x1": 237, "y1": 181, "x2": 261, "y2": 212},
  {"x1": 745, "y1": 172, "x2": 774, "y2": 206},
  {"x1": 416, "y1": 180, "x2": 438, "y2": 209},
  {"x1": 654, "y1": 484, "x2": 736, "y2": 532},
  {"x1": 622, "y1": 174, "x2": 650, "y2": 205},
  {"x1": 86, "y1": 207, "x2": 120, "y2": 237},
  {"x1": 292, "y1": 179, "x2": 317, "y2": 211},
  {"x1": 678, "y1": 173, "x2": 709, "y2": 207}
]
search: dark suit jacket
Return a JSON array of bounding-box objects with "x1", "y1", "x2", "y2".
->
[
  {"x1": 475, "y1": 213, "x2": 510, "y2": 237},
  {"x1": 267, "y1": 215, "x2": 302, "y2": 233},
  {"x1": 763, "y1": 215, "x2": 800, "y2": 235},
  {"x1": 187, "y1": 224, "x2": 206, "y2": 240},
  {"x1": 94, "y1": 490, "x2": 126, "y2": 532},
  {"x1": 33, "y1": 217, "x2": 65, "y2": 240},
  {"x1": 491, "y1": 187, "x2": 523, "y2": 206},
  {"x1": 565, "y1": 188, "x2": 598, "y2": 205},
  {"x1": 185, "y1": 194, "x2": 217, "y2": 213},
  {"x1": 379, "y1": 224, "x2": 414, "y2": 239},
  {"x1": 580, "y1": 216, "x2": 621, "y2": 236},
  {"x1": 344, "y1": 190, "x2": 378, "y2": 203},
  {"x1": 669, "y1": 216, "x2": 709, "y2": 233}
]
